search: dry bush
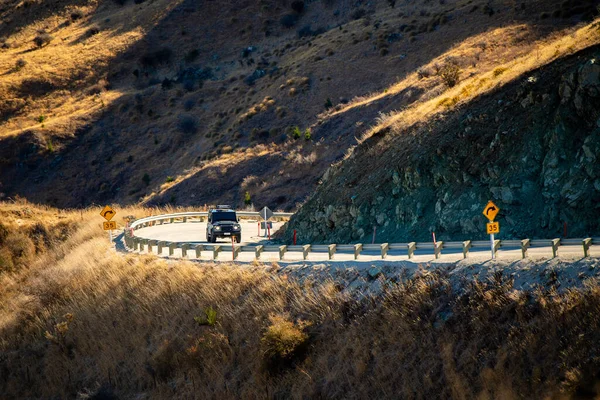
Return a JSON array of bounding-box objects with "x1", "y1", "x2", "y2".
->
[
  {"x1": 438, "y1": 63, "x2": 461, "y2": 87},
  {"x1": 33, "y1": 33, "x2": 53, "y2": 48},
  {"x1": 261, "y1": 314, "x2": 310, "y2": 368}
]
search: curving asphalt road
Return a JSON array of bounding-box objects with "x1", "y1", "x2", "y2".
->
[{"x1": 133, "y1": 221, "x2": 284, "y2": 246}]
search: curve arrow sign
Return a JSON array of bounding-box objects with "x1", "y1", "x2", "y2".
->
[
  {"x1": 482, "y1": 201, "x2": 499, "y2": 222},
  {"x1": 100, "y1": 205, "x2": 116, "y2": 221}
]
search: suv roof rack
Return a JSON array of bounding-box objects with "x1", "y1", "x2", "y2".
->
[{"x1": 216, "y1": 205, "x2": 233, "y2": 210}]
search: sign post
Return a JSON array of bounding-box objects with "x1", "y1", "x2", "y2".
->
[
  {"x1": 260, "y1": 206, "x2": 273, "y2": 238},
  {"x1": 482, "y1": 201, "x2": 500, "y2": 259},
  {"x1": 100, "y1": 205, "x2": 117, "y2": 246}
]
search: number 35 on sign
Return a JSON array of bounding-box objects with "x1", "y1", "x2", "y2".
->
[
  {"x1": 486, "y1": 222, "x2": 500, "y2": 234},
  {"x1": 103, "y1": 221, "x2": 117, "y2": 230}
]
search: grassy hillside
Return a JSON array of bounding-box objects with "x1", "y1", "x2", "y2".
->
[
  {"x1": 0, "y1": 0, "x2": 598, "y2": 210},
  {"x1": 3, "y1": 202, "x2": 600, "y2": 398}
]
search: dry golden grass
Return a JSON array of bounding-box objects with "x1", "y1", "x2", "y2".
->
[
  {"x1": 2, "y1": 201, "x2": 600, "y2": 398},
  {"x1": 349, "y1": 21, "x2": 600, "y2": 142}
]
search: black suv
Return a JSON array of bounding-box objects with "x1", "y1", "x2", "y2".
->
[{"x1": 206, "y1": 206, "x2": 241, "y2": 243}]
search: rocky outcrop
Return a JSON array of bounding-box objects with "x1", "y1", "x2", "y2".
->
[{"x1": 284, "y1": 47, "x2": 600, "y2": 243}]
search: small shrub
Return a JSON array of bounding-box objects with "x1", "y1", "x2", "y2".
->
[
  {"x1": 15, "y1": 58, "x2": 26, "y2": 71},
  {"x1": 37, "y1": 115, "x2": 46, "y2": 123},
  {"x1": 194, "y1": 307, "x2": 217, "y2": 326},
  {"x1": 438, "y1": 63, "x2": 461, "y2": 88},
  {"x1": 291, "y1": 126, "x2": 301, "y2": 140},
  {"x1": 304, "y1": 128, "x2": 312, "y2": 141},
  {"x1": 493, "y1": 67, "x2": 508, "y2": 77},
  {"x1": 46, "y1": 140, "x2": 54, "y2": 152},
  {"x1": 165, "y1": 176, "x2": 175, "y2": 183},
  {"x1": 324, "y1": 98, "x2": 333, "y2": 109},
  {"x1": 142, "y1": 173, "x2": 151, "y2": 186},
  {"x1": 70, "y1": 9, "x2": 85, "y2": 20},
  {"x1": 33, "y1": 33, "x2": 53, "y2": 48},
  {"x1": 417, "y1": 68, "x2": 431, "y2": 79},
  {"x1": 5, "y1": 233, "x2": 35, "y2": 264},
  {"x1": 244, "y1": 191, "x2": 251, "y2": 205},
  {"x1": 85, "y1": 25, "x2": 100, "y2": 37},
  {"x1": 261, "y1": 315, "x2": 309, "y2": 366}
]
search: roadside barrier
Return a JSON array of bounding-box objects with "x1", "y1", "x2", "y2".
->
[{"x1": 123, "y1": 230, "x2": 598, "y2": 262}]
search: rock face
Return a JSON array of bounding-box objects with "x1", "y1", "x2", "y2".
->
[{"x1": 284, "y1": 48, "x2": 600, "y2": 243}]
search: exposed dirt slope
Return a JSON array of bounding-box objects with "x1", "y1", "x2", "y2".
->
[{"x1": 0, "y1": 0, "x2": 597, "y2": 210}]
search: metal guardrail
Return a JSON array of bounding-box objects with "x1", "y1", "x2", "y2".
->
[
  {"x1": 123, "y1": 228, "x2": 599, "y2": 262},
  {"x1": 128, "y1": 211, "x2": 294, "y2": 231}
]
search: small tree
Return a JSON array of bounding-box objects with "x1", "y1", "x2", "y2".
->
[
  {"x1": 142, "y1": 173, "x2": 151, "y2": 186},
  {"x1": 244, "y1": 191, "x2": 252, "y2": 205}
]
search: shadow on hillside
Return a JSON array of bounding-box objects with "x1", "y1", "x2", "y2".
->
[
  {"x1": 0, "y1": 0, "x2": 90, "y2": 38},
  {"x1": 0, "y1": 0, "x2": 595, "y2": 208}
]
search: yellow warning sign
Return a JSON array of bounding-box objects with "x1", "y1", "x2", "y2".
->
[
  {"x1": 100, "y1": 205, "x2": 116, "y2": 221},
  {"x1": 103, "y1": 221, "x2": 117, "y2": 230},
  {"x1": 486, "y1": 221, "x2": 500, "y2": 235},
  {"x1": 482, "y1": 201, "x2": 500, "y2": 222}
]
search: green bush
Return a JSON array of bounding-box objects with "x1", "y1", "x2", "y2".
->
[
  {"x1": 304, "y1": 128, "x2": 312, "y2": 141},
  {"x1": 165, "y1": 176, "x2": 175, "y2": 183},
  {"x1": 142, "y1": 173, "x2": 151, "y2": 186},
  {"x1": 194, "y1": 307, "x2": 218, "y2": 326},
  {"x1": 291, "y1": 126, "x2": 301, "y2": 140},
  {"x1": 244, "y1": 191, "x2": 252, "y2": 205},
  {"x1": 15, "y1": 58, "x2": 26, "y2": 71}
]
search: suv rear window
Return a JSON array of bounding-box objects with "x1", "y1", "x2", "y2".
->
[{"x1": 211, "y1": 211, "x2": 237, "y2": 222}]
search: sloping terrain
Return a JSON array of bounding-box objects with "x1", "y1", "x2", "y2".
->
[
  {"x1": 284, "y1": 36, "x2": 600, "y2": 242},
  {"x1": 0, "y1": 0, "x2": 598, "y2": 211},
  {"x1": 3, "y1": 202, "x2": 600, "y2": 399}
]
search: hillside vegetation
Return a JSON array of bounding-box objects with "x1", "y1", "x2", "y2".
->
[
  {"x1": 0, "y1": 0, "x2": 599, "y2": 213},
  {"x1": 285, "y1": 24, "x2": 600, "y2": 242},
  {"x1": 3, "y1": 202, "x2": 600, "y2": 398}
]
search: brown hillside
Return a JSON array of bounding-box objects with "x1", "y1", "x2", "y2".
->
[{"x1": 0, "y1": 0, "x2": 598, "y2": 209}]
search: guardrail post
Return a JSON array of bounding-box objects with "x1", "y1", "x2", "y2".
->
[
  {"x1": 493, "y1": 240, "x2": 501, "y2": 258},
  {"x1": 148, "y1": 240, "x2": 157, "y2": 254},
  {"x1": 133, "y1": 238, "x2": 139, "y2": 251},
  {"x1": 462, "y1": 240, "x2": 472, "y2": 259},
  {"x1": 328, "y1": 244, "x2": 336, "y2": 260},
  {"x1": 583, "y1": 238, "x2": 592, "y2": 257},
  {"x1": 381, "y1": 243, "x2": 389, "y2": 259},
  {"x1": 408, "y1": 242, "x2": 416, "y2": 259},
  {"x1": 182, "y1": 243, "x2": 189, "y2": 258},
  {"x1": 302, "y1": 245, "x2": 311, "y2": 260},
  {"x1": 158, "y1": 241, "x2": 166, "y2": 255},
  {"x1": 551, "y1": 238, "x2": 560, "y2": 258},
  {"x1": 279, "y1": 245, "x2": 287, "y2": 260},
  {"x1": 354, "y1": 244, "x2": 363, "y2": 260},
  {"x1": 233, "y1": 246, "x2": 241, "y2": 260},
  {"x1": 213, "y1": 245, "x2": 221, "y2": 260},
  {"x1": 170, "y1": 218, "x2": 174, "y2": 223},
  {"x1": 168, "y1": 242, "x2": 176, "y2": 256},
  {"x1": 183, "y1": 217, "x2": 187, "y2": 223},
  {"x1": 195, "y1": 244, "x2": 203, "y2": 258},
  {"x1": 255, "y1": 245, "x2": 264, "y2": 260},
  {"x1": 521, "y1": 239, "x2": 530, "y2": 259},
  {"x1": 434, "y1": 241, "x2": 443, "y2": 259}
]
